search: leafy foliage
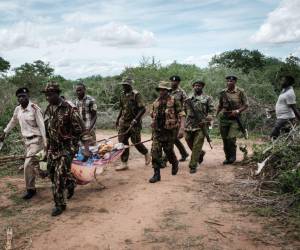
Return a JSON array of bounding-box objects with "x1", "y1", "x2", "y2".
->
[
  {"x1": 252, "y1": 126, "x2": 300, "y2": 196},
  {"x1": 0, "y1": 52, "x2": 299, "y2": 134},
  {"x1": 209, "y1": 49, "x2": 267, "y2": 73},
  {"x1": 9, "y1": 60, "x2": 54, "y2": 95},
  {"x1": 0, "y1": 57, "x2": 10, "y2": 73}
]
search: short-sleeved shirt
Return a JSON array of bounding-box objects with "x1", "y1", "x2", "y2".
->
[
  {"x1": 275, "y1": 86, "x2": 296, "y2": 119},
  {"x1": 75, "y1": 95, "x2": 97, "y2": 130},
  {"x1": 119, "y1": 90, "x2": 145, "y2": 127},
  {"x1": 171, "y1": 87, "x2": 188, "y2": 105},
  {"x1": 184, "y1": 93, "x2": 214, "y2": 131},
  {"x1": 219, "y1": 87, "x2": 248, "y2": 111}
]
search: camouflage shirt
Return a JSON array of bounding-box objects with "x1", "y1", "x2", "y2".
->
[
  {"x1": 171, "y1": 87, "x2": 188, "y2": 105},
  {"x1": 184, "y1": 93, "x2": 214, "y2": 131},
  {"x1": 119, "y1": 90, "x2": 145, "y2": 127},
  {"x1": 218, "y1": 87, "x2": 248, "y2": 112},
  {"x1": 151, "y1": 95, "x2": 185, "y2": 141},
  {"x1": 44, "y1": 100, "x2": 90, "y2": 155}
]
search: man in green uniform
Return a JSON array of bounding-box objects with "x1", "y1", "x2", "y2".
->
[
  {"x1": 43, "y1": 82, "x2": 91, "y2": 216},
  {"x1": 115, "y1": 77, "x2": 151, "y2": 170},
  {"x1": 217, "y1": 76, "x2": 248, "y2": 164},
  {"x1": 161, "y1": 76, "x2": 189, "y2": 167},
  {"x1": 184, "y1": 80, "x2": 214, "y2": 174},
  {"x1": 149, "y1": 81, "x2": 185, "y2": 183},
  {"x1": 168, "y1": 75, "x2": 189, "y2": 161}
]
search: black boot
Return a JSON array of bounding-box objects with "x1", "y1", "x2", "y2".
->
[
  {"x1": 51, "y1": 205, "x2": 66, "y2": 216},
  {"x1": 189, "y1": 168, "x2": 197, "y2": 174},
  {"x1": 171, "y1": 162, "x2": 179, "y2": 175},
  {"x1": 149, "y1": 168, "x2": 161, "y2": 183},
  {"x1": 22, "y1": 189, "x2": 36, "y2": 200},
  {"x1": 223, "y1": 159, "x2": 231, "y2": 165}
]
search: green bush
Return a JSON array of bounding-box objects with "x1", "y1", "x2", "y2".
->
[{"x1": 278, "y1": 169, "x2": 300, "y2": 195}]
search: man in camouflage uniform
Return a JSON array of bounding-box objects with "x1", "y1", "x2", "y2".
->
[
  {"x1": 74, "y1": 82, "x2": 97, "y2": 145},
  {"x1": 161, "y1": 76, "x2": 189, "y2": 166},
  {"x1": 217, "y1": 76, "x2": 248, "y2": 164},
  {"x1": 115, "y1": 77, "x2": 151, "y2": 170},
  {"x1": 43, "y1": 82, "x2": 91, "y2": 216},
  {"x1": 149, "y1": 81, "x2": 185, "y2": 183},
  {"x1": 184, "y1": 80, "x2": 214, "y2": 174}
]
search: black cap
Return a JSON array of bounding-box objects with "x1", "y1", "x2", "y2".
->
[
  {"x1": 16, "y1": 87, "x2": 29, "y2": 96},
  {"x1": 169, "y1": 75, "x2": 181, "y2": 82},
  {"x1": 226, "y1": 75, "x2": 238, "y2": 81}
]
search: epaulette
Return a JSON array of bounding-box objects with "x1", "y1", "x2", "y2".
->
[
  {"x1": 179, "y1": 87, "x2": 185, "y2": 93},
  {"x1": 31, "y1": 103, "x2": 41, "y2": 111}
]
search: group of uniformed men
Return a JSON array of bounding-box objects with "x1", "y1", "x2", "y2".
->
[{"x1": 5, "y1": 73, "x2": 288, "y2": 217}]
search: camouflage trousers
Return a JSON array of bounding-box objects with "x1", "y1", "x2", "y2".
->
[
  {"x1": 47, "y1": 152, "x2": 76, "y2": 207},
  {"x1": 151, "y1": 131, "x2": 178, "y2": 169},
  {"x1": 118, "y1": 126, "x2": 148, "y2": 163},
  {"x1": 185, "y1": 130, "x2": 205, "y2": 170},
  {"x1": 162, "y1": 128, "x2": 189, "y2": 164}
]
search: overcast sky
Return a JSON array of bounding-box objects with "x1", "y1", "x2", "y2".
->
[{"x1": 0, "y1": 0, "x2": 299, "y2": 79}]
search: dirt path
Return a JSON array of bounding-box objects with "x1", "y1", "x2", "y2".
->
[{"x1": 0, "y1": 130, "x2": 296, "y2": 249}]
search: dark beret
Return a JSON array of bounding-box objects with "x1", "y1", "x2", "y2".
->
[
  {"x1": 169, "y1": 75, "x2": 181, "y2": 82},
  {"x1": 16, "y1": 87, "x2": 29, "y2": 96},
  {"x1": 226, "y1": 75, "x2": 238, "y2": 81}
]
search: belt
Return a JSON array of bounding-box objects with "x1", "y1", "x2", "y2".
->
[{"x1": 25, "y1": 135, "x2": 39, "y2": 140}]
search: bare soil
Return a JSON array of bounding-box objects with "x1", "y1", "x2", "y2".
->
[{"x1": 0, "y1": 130, "x2": 299, "y2": 250}]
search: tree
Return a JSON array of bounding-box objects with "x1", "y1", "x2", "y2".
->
[
  {"x1": 276, "y1": 55, "x2": 300, "y2": 87},
  {"x1": 10, "y1": 60, "x2": 54, "y2": 93},
  {"x1": 209, "y1": 49, "x2": 266, "y2": 73},
  {"x1": 0, "y1": 57, "x2": 10, "y2": 73}
]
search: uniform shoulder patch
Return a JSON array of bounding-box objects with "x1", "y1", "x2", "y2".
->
[
  {"x1": 236, "y1": 87, "x2": 245, "y2": 92},
  {"x1": 31, "y1": 103, "x2": 41, "y2": 111}
]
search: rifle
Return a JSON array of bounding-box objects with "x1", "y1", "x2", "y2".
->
[
  {"x1": 222, "y1": 93, "x2": 248, "y2": 139},
  {"x1": 185, "y1": 98, "x2": 213, "y2": 149}
]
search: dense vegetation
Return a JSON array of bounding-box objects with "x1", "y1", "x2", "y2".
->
[
  {"x1": 1, "y1": 48, "x2": 300, "y2": 222},
  {"x1": 1, "y1": 49, "x2": 300, "y2": 134}
]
